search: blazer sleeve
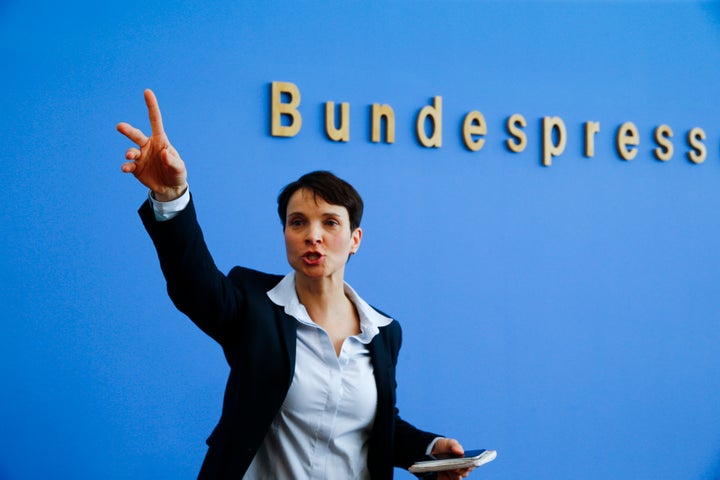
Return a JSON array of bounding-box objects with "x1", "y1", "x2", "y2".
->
[{"x1": 139, "y1": 195, "x2": 247, "y2": 345}]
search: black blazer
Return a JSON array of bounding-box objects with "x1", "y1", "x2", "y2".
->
[{"x1": 140, "y1": 197, "x2": 438, "y2": 479}]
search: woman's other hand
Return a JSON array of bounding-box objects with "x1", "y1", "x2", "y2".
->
[{"x1": 432, "y1": 438, "x2": 475, "y2": 480}]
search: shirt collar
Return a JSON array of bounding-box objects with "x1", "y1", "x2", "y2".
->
[{"x1": 267, "y1": 272, "x2": 393, "y2": 344}]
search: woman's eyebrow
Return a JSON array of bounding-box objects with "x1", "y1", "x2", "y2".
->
[{"x1": 287, "y1": 209, "x2": 344, "y2": 218}]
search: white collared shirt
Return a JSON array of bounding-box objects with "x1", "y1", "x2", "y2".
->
[{"x1": 244, "y1": 272, "x2": 392, "y2": 479}]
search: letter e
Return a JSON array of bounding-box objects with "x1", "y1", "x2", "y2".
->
[
  {"x1": 616, "y1": 122, "x2": 639, "y2": 161},
  {"x1": 463, "y1": 110, "x2": 487, "y2": 152}
]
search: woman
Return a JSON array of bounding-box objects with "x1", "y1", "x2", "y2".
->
[{"x1": 117, "y1": 89, "x2": 473, "y2": 479}]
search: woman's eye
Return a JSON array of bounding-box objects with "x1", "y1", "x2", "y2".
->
[{"x1": 326, "y1": 219, "x2": 339, "y2": 227}]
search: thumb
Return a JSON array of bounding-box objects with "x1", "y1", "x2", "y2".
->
[
  {"x1": 433, "y1": 438, "x2": 465, "y2": 456},
  {"x1": 448, "y1": 439, "x2": 464, "y2": 455}
]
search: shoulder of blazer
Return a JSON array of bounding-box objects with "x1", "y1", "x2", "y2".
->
[
  {"x1": 223, "y1": 266, "x2": 297, "y2": 365},
  {"x1": 227, "y1": 265, "x2": 284, "y2": 293}
]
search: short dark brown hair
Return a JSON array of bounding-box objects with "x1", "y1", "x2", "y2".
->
[{"x1": 277, "y1": 171, "x2": 364, "y2": 231}]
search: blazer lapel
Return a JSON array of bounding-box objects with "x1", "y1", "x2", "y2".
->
[
  {"x1": 274, "y1": 306, "x2": 299, "y2": 387},
  {"x1": 367, "y1": 330, "x2": 397, "y2": 478}
]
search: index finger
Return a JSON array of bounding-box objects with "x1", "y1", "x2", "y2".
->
[{"x1": 144, "y1": 89, "x2": 165, "y2": 136}]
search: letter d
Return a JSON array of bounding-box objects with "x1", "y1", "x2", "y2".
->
[{"x1": 416, "y1": 96, "x2": 443, "y2": 148}]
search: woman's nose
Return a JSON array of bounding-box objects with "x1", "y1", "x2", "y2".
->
[{"x1": 305, "y1": 224, "x2": 323, "y2": 244}]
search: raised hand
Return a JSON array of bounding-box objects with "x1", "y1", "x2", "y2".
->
[{"x1": 117, "y1": 89, "x2": 188, "y2": 201}]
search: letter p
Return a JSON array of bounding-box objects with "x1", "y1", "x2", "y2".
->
[{"x1": 542, "y1": 116, "x2": 567, "y2": 167}]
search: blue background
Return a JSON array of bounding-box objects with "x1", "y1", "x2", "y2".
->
[{"x1": 1, "y1": 1, "x2": 719, "y2": 478}]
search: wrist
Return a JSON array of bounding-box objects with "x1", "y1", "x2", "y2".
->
[{"x1": 152, "y1": 184, "x2": 188, "y2": 202}]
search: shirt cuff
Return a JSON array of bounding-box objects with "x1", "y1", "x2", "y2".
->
[
  {"x1": 149, "y1": 187, "x2": 190, "y2": 222},
  {"x1": 425, "y1": 437, "x2": 443, "y2": 457}
]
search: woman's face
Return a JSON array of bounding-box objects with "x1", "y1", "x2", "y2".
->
[{"x1": 284, "y1": 188, "x2": 362, "y2": 283}]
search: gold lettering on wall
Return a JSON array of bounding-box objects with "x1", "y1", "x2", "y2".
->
[
  {"x1": 687, "y1": 127, "x2": 707, "y2": 164},
  {"x1": 462, "y1": 111, "x2": 487, "y2": 152},
  {"x1": 542, "y1": 116, "x2": 567, "y2": 166},
  {"x1": 325, "y1": 101, "x2": 350, "y2": 142},
  {"x1": 271, "y1": 81, "x2": 302, "y2": 137},
  {"x1": 617, "y1": 122, "x2": 640, "y2": 161},
  {"x1": 584, "y1": 121, "x2": 600, "y2": 157},
  {"x1": 654, "y1": 125, "x2": 674, "y2": 161},
  {"x1": 371, "y1": 104, "x2": 395, "y2": 143},
  {"x1": 268, "y1": 80, "x2": 715, "y2": 167},
  {"x1": 506, "y1": 114, "x2": 527, "y2": 153},
  {"x1": 416, "y1": 96, "x2": 443, "y2": 148}
]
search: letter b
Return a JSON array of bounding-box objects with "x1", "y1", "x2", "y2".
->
[{"x1": 271, "y1": 81, "x2": 302, "y2": 137}]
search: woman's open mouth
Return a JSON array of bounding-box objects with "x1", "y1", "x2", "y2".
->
[{"x1": 304, "y1": 252, "x2": 323, "y2": 262}]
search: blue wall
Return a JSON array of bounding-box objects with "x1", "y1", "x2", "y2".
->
[{"x1": 1, "y1": 1, "x2": 719, "y2": 478}]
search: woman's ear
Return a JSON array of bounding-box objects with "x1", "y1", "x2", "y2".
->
[{"x1": 350, "y1": 227, "x2": 363, "y2": 254}]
